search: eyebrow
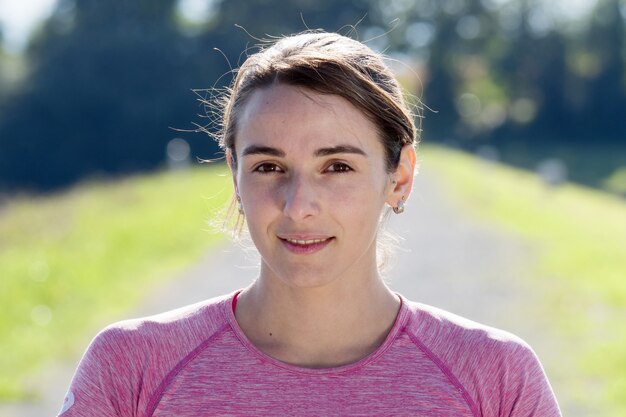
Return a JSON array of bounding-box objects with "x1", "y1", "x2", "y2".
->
[
  {"x1": 314, "y1": 145, "x2": 367, "y2": 157},
  {"x1": 241, "y1": 144, "x2": 367, "y2": 158},
  {"x1": 242, "y1": 145, "x2": 285, "y2": 157}
]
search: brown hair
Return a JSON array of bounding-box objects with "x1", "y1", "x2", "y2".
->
[{"x1": 216, "y1": 31, "x2": 420, "y2": 172}]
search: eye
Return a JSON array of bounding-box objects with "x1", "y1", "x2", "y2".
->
[
  {"x1": 253, "y1": 162, "x2": 283, "y2": 173},
  {"x1": 325, "y1": 162, "x2": 353, "y2": 173}
]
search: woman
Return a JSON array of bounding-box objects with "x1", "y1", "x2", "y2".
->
[{"x1": 59, "y1": 32, "x2": 562, "y2": 416}]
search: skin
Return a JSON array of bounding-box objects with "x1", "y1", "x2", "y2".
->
[{"x1": 227, "y1": 83, "x2": 416, "y2": 368}]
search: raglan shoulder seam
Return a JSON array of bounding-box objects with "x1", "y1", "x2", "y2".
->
[
  {"x1": 142, "y1": 321, "x2": 231, "y2": 417},
  {"x1": 405, "y1": 330, "x2": 481, "y2": 417}
]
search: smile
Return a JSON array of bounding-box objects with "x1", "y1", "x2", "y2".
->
[
  {"x1": 283, "y1": 238, "x2": 329, "y2": 245},
  {"x1": 278, "y1": 236, "x2": 334, "y2": 254}
]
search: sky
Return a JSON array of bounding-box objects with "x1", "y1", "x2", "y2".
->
[
  {"x1": 0, "y1": 0, "x2": 601, "y2": 54},
  {"x1": 0, "y1": 0, "x2": 58, "y2": 53}
]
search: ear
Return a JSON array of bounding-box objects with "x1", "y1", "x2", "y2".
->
[
  {"x1": 386, "y1": 144, "x2": 417, "y2": 208},
  {"x1": 225, "y1": 149, "x2": 240, "y2": 196}
]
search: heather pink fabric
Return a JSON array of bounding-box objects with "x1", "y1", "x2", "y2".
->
[{"x1": 58, "y1": 291, "x2": 561, "y2": 416}]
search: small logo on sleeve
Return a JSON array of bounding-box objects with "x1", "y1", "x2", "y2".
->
[{"x1": 59, "y1": 390, "x2": 75, "y2": 415}]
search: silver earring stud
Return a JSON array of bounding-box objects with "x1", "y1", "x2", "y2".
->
[
  {"x1": 393, "y1": 197, "x2": 405, "y2": 214},
  {"x1": 237, "y1": 197, "x2": 244, "y2": 215}
]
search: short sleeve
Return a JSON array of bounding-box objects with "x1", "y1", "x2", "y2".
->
[
  {"x1": 57, "y1": 327, "x2": 141, "y2": 417},
  {"x1": 401, "y1": 300, "x2": 562, "y2": 417},
  {"x1": 498, "y1": 342, "x2": 562, "y2": 417},
  {"x1": 483, "y1": 341, "x2": 561, "y2": 417}
]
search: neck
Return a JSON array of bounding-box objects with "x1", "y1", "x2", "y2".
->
[{"x1": 234, "y1": 267, "x2": 401, "y2": 368}]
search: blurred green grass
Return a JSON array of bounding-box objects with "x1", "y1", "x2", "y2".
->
[
  {"x1": 0, "y1": 165, "x2": 232, "y2": 400},
  {"x1": 424, "y1": 145, "x2": 626, "y2": 417}
]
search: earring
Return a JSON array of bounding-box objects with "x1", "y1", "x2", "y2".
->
[
  {"x1": 393, "y1": 196, "x2": 405, "y2": 214},
  {"x1": 236, "y1": 197, "x2": 244, "y2": 215}
]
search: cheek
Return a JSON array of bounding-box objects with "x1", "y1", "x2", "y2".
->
[
  {"x1": 239, "y1": 184, "x2": 277, "y2": 214},
  {"x1": 325, "y1": 176, "x2": 388, "y2": 217},
  {"x1": 237, "y1": 179, "x2": 287, "y2": 239}
]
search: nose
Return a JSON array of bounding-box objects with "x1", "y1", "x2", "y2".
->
[{"x1": 282, "y1": 173, "x2": 320, "y2": 221}]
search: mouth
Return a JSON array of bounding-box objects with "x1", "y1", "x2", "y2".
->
[
  {"x1": 282, "y1": 238, "x2": 329, "y2": 245},
  {"x1": 278, "y1": 236, "x2": 334, "y2": 254}
]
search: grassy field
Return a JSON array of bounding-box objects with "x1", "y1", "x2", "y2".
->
[
  {"x1": 423, "y1": 145, "x2": 626, "y2": 417},
  {"x1": 0, "y1": 165, "x2": 232, "y2": 400}
]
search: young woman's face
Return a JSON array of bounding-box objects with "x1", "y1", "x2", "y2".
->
[{"x1": 231, "y1": 84, "x2": 402, "y2": 289}]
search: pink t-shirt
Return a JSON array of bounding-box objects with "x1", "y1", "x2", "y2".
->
[{"x1": 58, "y1": 291, "x2": 561, "y2": 416}]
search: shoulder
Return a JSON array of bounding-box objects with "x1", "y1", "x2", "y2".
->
[
  {"x1": 400, "y1": 298, "x2": 561, "y2": 416},
  {"x1": 402, "y1": 298, "x2": 533, "y2": 363},
  {"x1": 92, "y1": 291, "x2": 233, "y2": 355},
  {"x1": 61, "y1": 292, "x2": 236, "y2": 417}
]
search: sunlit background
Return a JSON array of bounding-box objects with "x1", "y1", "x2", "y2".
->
[
  {"x1": 1, "y1": 1, "x2": 624, "y2": 416},
  {"x1": 1, "y1": 0, "x2": 625, "y2": 192}
]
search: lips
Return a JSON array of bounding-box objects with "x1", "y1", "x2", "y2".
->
[
  {"x1": 278, "y1": 235, "x2": 334, "y2": 254},
  {"x1": 282, "y1": 238, "x2": 329, "y2": 245}
]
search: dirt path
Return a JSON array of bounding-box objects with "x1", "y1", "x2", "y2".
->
[{"x1": 2, "y1": 165, "x2": 571, "y2": 416}]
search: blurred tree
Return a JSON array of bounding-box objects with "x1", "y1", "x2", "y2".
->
[
  {"x1": 0, "y1": 26, "x2": 5, "y2": 98},
  {"x1": 0, "y1": 0, "x2": 624, "y2": 191},
  {"x1": 491, "y1": 0, "x2": 626, "y2": 145},
  {"x1": 0, "y1": 0, "x2": 227, "y2": 191},
  {"x1": 491, "y1": 0, "x2": 571, "y2": 142},
  {"x1": 580, "y1": 0, "x2": 626, "y2": 139},
  {"x1": 0, "y1": 0, "x2": 374, "y2": 191},
  {"x1": 389, "y1": 0, "x2": 504, "y2": 142},
  {"x1": 418, "y1": 1, "x2": 463, "y2": 141}
]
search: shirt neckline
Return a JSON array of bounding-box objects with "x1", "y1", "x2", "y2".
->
[{"x1": 223, "y1": 290, "x2": 410, "y2": 375}]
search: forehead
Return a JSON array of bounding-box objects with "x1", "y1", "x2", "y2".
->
[{"x1": 235, "y1": 84, "x2": 383, "y2": 157}]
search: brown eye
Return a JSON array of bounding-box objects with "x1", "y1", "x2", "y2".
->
[
  {"x1": 254, "y1": 163, "x2": 283, "y2": 173},
  {"x1": 326, "y1": 162, "x2": 352, "y2": 173}
]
